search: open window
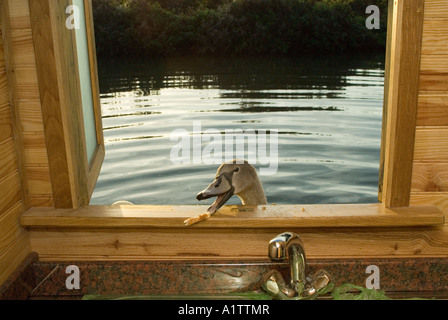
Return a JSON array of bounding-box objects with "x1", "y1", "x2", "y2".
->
[
  {"x1": 20, "y1": 0, "x2": 445, "y2": 261},
  {"x1": 25, "y1": 0, "x2": 443, "y2": 221}
]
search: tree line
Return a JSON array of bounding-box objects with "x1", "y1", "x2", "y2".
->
[{"x1": 92, "y1": 0, "x2": 388, "y2": 58}]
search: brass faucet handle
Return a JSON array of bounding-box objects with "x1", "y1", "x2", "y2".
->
[{"x1": 261, "y1": 270, "x2": 297, "y2": 298}]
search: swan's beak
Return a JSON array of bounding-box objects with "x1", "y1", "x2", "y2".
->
[{"x1": 196, "y1": 175, "x2": 234, "y2": 215}]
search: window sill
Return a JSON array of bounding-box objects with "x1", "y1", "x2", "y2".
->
[{"x1": 21, "y1": 203, "x2": 444, "y2": 229}]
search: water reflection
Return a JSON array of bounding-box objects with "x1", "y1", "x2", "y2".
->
[
  {"x1": 204, "y1": 105, "x2": 343, "y2": 113},
  {"x1": 98, "y1": 56, "x2": 383, "y2": 94},
  {"x1": 91, "y1": 55, "x2": 385, "y2": 205}
]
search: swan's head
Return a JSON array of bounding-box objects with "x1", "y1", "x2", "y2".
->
[{"x1": 196, "y1": 160, "x2": 261, "y2": 214}]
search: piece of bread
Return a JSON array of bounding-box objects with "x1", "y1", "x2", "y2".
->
[{"x1": 184, "y1": 212, "x2": 211, "y2": 226}]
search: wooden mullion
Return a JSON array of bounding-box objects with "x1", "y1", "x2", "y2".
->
[
  {"x1": 381, "y1": 0, "x2": 425, "y2": 207},
  {"x1": 29, "y1": 0, "x2": 74, "y2": 208}
]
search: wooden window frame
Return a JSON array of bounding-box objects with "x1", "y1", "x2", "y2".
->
[
  {"x1": 21, "y1": 0, "x2": 448, "y2": 260},
  {"x1": 378, "y1": 0, "x2": 426, "y2": 207},
  {"x1": 78, "y1": 0, "x2": 105, "y2": 199},
  {"x1": 29, "y1": 0, "x2": 104, "y2": 208}
]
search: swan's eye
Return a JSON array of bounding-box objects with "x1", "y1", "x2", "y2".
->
[{"x1": 234, "y1": 167, "x2": 239, "y2": 172}]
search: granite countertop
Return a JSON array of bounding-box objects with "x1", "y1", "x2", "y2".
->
[{"x1": 1, "y1": 252, "x2": 448, "y2": 299}]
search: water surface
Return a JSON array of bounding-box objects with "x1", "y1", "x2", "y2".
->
[{"x1": 91, "y1": 55, "x2": 385, "y2": 205}]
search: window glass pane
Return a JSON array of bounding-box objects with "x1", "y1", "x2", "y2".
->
[{"x1": 74, "y1": 0, "x2": 97, "y2": 164}]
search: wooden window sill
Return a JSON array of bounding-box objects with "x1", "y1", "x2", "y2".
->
[{"x1": 20, "y1": 203, "x2": 444, "y2": 229}]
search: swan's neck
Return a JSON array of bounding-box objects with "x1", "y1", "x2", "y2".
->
[{"x1": 236, "y1": 180, "x2": 267, "y2": 205}]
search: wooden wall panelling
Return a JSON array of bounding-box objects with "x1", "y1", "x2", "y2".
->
[
  {"x1": 9, "y1": 0, "x2": 53, "y2": 207},
  {"x1": 17, "y1": 99, "x2": 44, "y2": 132},
  {"x1": 8, "y1": 0, "x2": 32, "y2": 29},
  {"x1": 0, "y1": 0, "x2": 30, "y2": 286},
  {"x1": 411, "y1": 192, "x2": 448, "y2": 216},
  {"x1": 420, "y1": 54, "x2": 448, "y2": 73},
  {"x1": 414, "y1": 128, "x2": 448, "y2": 161},
  {"x1": 423, "y1": 0, "x2": 448, "y2": 19},
  {"x1": 0, "y1": 203, "x2": 26, "y2": 257},
  {"x1": 420, "y1": 73, "x2": 448, "y2": 92},
  {"x1": 417, "y1": 93, "x2": 448, "y2": 126},
  {"x1": 0, "y1": 138, "x2": 19, "y2": 178},
  {"x1": 1, "y1": 0, "x2": 30, "y2": 210},
  {"x1": 0, "y1": 104, "x2": 13, "y2": 141},
  {"x1": 0, "y1": 173, "x2": 22, "y2": 215},
  {"x1": 412, "y1": 162, "x2": 448, "y2": 192},
  {"x1": 0, "y1": 231, "x2": 30, "y2": 285},
  {"x1": 411, "y1": 0, "x2": 448, "y2": 214},
  {"x1": 421, "y1": 20, "x2": 448, "y2": 55}
]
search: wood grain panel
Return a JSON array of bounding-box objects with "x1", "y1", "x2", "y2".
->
[
  {"x1": 8, "y1": 15, "x2": 49, "y2": 201},
  {"x1": 29, "y1": 195, "x2": 54, "y2": 207},
  {"x1": 0, "y1": 138, "x2": 19, "y2": 180},
  {"x1": 412, "y1": 162, "x2": 448, "y2": 192},
  {"x1": 0, "y1": 30, "x2": 4, "y2": 69},
  {"x1": 0, "y1": 233, "x2": 30, "y2": 285},
  {"x1": 10, "y1": 29, "x2": 36, "y2": 67},
  {"x1": 21, "y1": 204, "x2": 444, "y2": 229},
  {"x1": 0, "y1": 78, "x2": 7, "y2": 106},
  {"x1": 0, "y1": 0, "x2": 30, "y2": 287},
  {"x1": 28, "y1": 224, "x2": 448, "y2": 261},
  {"x1": 8, "y1": 0, "x2": 31, "y2": 29},
  {"x1": 411, "y1": 192, "x2": 448, "y2": 215},
  {"x1": 0, "y1": 74, "x2": 9, "y2": 102},
  {"x1": 22, "y1": 132, "x2": 49, "y2": 165},
  {"x1": 417, "y1": 93, "x2": 448, "y2": 126},
  {"x1": 27, "y1": 166, "x2": 53, "y2": 195},
  {"x1": 424, "y1": 0, "x2": 448, "y2": 19},
  {"x1": 0, "y1": 103, "x2": 13, "y2": 141},
  {"x1": 0, "y1": 33, "x2": 7, "y2": 102},
  {"x1": 422, "y1": 19, "x2": 448, "y2": 55},
  {"x1": 18, "y1": 99, "x2": 45, "y2": 132},
  {"x1": 421, "y1": 54, "x2": 448, "y2": 73},
  {"x1": 420, "y1": 73, "x2": 448, "y2": 91},
  {"x1": 0, "y1": 172, "x2": 22, "y2": 216},
  {"x1": 15, "y1": 84, "x2": 39, "y2": 100},
  {"x1": 0, "y1": 203, "x2": 25, "y2": 255},
  {"x1": 15, "y1": 67, "x2": 39, "y2": 99},
  {"x1": 414, "y1": 128, "x2": 448, "y2": 161},
  {"x1": 419, "y1": 54, "x2": 448, "y2": 91}
]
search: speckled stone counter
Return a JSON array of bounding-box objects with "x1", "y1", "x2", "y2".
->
[
  {"x1": 2, "y1": 253, "x2": 448, "y2": 299},
  {"x1": 0, "y1": 253, "x2": 38, "y2": 300}
]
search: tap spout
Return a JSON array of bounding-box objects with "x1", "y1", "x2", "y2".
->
[{"x1": 268, "y1": 232, "x2": 307, "y2": 295}]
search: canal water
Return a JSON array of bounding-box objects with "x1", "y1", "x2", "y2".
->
[{"x1": 90, "y1": 55, "x2": 385, "y2": 206}]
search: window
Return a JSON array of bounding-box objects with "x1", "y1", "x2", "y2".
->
[
  {"x1": 24, "y1": 0, "x2": 443, "y2": 229},
  {"x1": 21, "y1": 0, "x2": 446, "y2": 261}
]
